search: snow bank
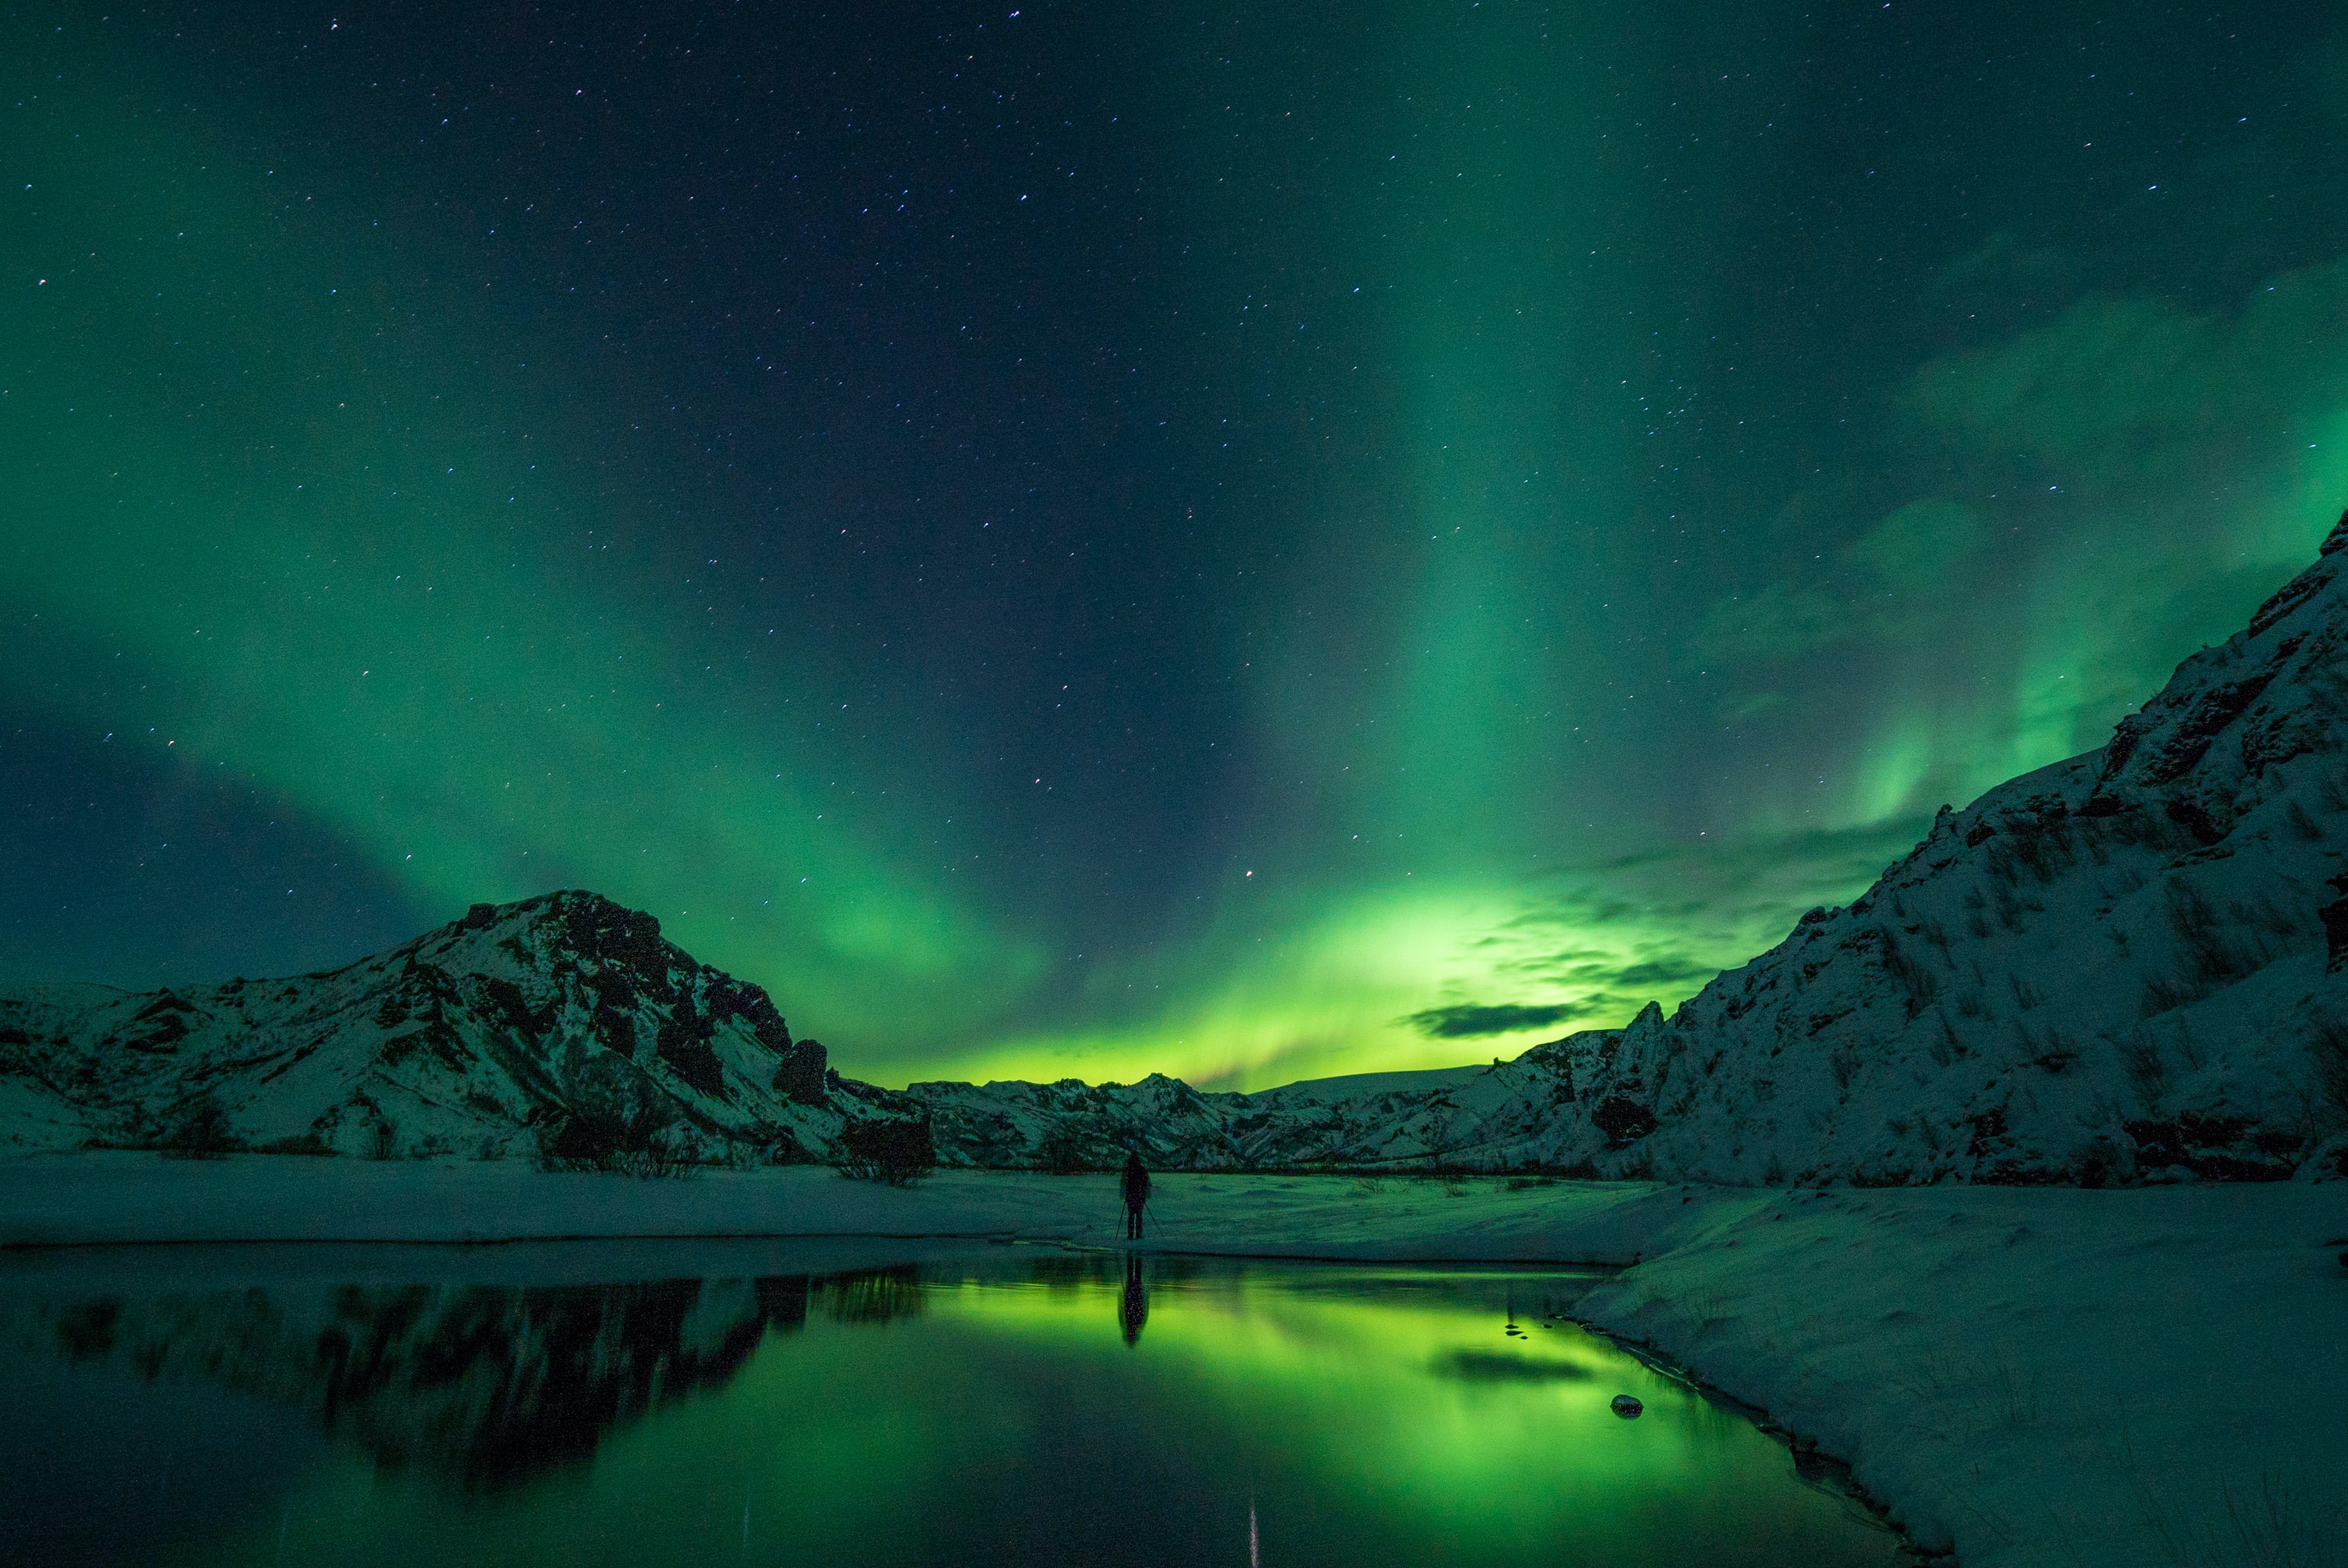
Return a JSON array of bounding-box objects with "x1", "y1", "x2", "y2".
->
[
  {"x1": 1573, "y1": 1183, "x2": 2348, "y2": 1568},
  {"x1": 4, "y1": 1153, "x2": 2340, "y2": 1566}
]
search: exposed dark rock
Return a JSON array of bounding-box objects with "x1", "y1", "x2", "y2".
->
[
  {"x1": 1591, "y1": 1095, "x2": 1658, "y2": 1149},
  {"x1": 2122, "y1": 1113, "x2": 2300, "y2": 1182},
  {"x1": 2323, "y1": 873, "x2": 2348, "y2": 972},
  {"x1": 836, "y1": 1116, "x2": 936, "y2": 1185},
  {"x1": 771, "y1": 1038, "x2": 828, "y2": 1105},
  {"x1": 2139, "y1": 673, "x2": 2279, "y2": 785},
  {"x1": 654, "y1": 1012, "x2": 726, "y2": 1098}
]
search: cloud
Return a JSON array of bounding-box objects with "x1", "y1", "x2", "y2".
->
[
  {"x1": 1432, "y1": 1350, "x2": 1593, "y2": 1383},
  {"x1": 1903, "y1": 277, "x2": 2348, "y2": 475},
  {"x1": 1609, "y1": 957, "x2": 1721, "y2": 992},
  {"x1": 1694, "y1": 580, "x2": 1856, "y2": 663},
  {"x1": 1403, "y1": 1000, "x2": 1594, "y2": 1039},
  {"x1": 1925, "y1": 231, "x2": 2080, "y2": 309},
  {"x1": 1846, "y1": 498, "x2": 1989, "y2": 592},
  {"x1": 1492, "y1": 948, "x2": 1716, "y2": 995},
  {"x1": 1694, "y1": 498, "x2": 1990, "y2": 664}
]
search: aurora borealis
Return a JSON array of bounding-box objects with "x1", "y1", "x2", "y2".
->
[{"x1": 5, "y1": 3, "x2": 2345, "y2": 1089}]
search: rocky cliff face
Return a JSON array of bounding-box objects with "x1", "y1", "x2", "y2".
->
[{"x1": 0, "y1": 889, "x2": 910, "y2": 1161}]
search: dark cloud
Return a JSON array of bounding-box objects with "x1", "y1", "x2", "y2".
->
[
  {"x1": 1693, "y1": 498, "x2": 1991, "y2": 665},
  {"x1": 1404, "y1": 1001, "x2": 1593, "y2": 1040},
  {"x1": 1431, "y1": 1350, "x2": 1593, "y2": 1383},
  {"x1": 1610, "y1": 958, "x2": 1722, "y2": 992}
]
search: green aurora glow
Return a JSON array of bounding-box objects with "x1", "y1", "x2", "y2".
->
[{"x1": 5, "y1": 4, "x2": 2345, "y2": 1088}]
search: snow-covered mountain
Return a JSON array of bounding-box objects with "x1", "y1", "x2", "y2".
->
[
  {"x1": 0, "y1": 890, "x2": 916, "y2": 1161},
  {"x1": 8, "y1": 523, "x2": 2346, "y2": 1185}
]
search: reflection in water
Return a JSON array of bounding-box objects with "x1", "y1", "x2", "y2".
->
[
  {"x1": 22, "y1": 1274, "x2": 828, "y2": 1489},
  {"x1": 1120, "y1": 1253, "x2": 1149, "y2": 1347},
  {"x1": 0, "y1": 1254, "x2": 1912, "y2": 1567},
  {"x1": 1433, "y1": 1346, "x2": 1592, "y2": 1382},
  {"x1": 824, "y1": 1264, "x2": 927, "y2": 1326}
]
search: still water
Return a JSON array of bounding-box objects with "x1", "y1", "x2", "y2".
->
[{"x1": 0, "y1": 1245, "x2": 1906, "y2": 1567}]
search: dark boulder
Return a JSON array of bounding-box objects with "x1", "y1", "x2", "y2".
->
[
  {"x1": 772, "y1": 1038, "x2": 828, "y2": 1105},
  {"x1": 1591, "y1": 1095, "x2": 1658, "y2": 1149}
]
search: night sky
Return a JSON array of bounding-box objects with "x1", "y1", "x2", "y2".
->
[{"x1": 5, "y1": 3, "x2": 2345, "y2": 1088}]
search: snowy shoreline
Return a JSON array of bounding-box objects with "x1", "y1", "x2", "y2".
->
[{"x1": 4, "y1": 1153, "x2": 2342, "y2": 1567}]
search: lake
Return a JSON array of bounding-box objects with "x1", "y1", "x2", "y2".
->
[{"x1": 0, "y1": 1243, "x2": 1908, "y2": 1565}]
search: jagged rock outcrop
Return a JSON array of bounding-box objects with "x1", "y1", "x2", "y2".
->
[{"x1": 0, "y1": 889, "x2": 911, "y2": 1161}]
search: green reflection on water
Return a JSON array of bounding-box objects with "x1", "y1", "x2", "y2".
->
[{"x1": 22, "y1": 1257, "x2": 1902, "y2": 1567}]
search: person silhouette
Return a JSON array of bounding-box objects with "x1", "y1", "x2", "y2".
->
[
  {"x1": 1120, "y1": 1150, "x2": 1151, "y2": 1240},
  {"x1": 1120, "y1": 1252, "x2": 1149, "y2": 1346}
]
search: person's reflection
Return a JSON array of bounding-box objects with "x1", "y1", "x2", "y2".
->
[{"x1": 1120, "y1": 1253, "x2": 1149, "y2": 1346}]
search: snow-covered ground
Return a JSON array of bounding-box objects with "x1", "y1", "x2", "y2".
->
[{"x1": 3, "y1": 1153, "x2": 2340, "y2": 1567}]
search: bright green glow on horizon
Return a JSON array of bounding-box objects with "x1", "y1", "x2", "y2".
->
[
  {"x1": 197, "y1": 1265, "x2": 1901, "y2": 1567},
  {"x1": 946, "y1": 882, "x2": 1604, "y2": 1088},
  {"x1": 931, "y1": 820, "x2": 1922, "y2": 1090}
]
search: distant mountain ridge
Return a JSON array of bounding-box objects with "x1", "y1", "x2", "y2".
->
[{"x1": 7, "y1": 521, "x2": 2348, "y2": 1185}]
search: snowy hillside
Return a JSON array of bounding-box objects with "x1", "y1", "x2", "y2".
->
[
  {"x1": 1513, "y1": 517, "x2": 2348, "y2": 1183},
  {"x1": 0, "y1": 891, "x2": 914, "y2": 1162}
]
